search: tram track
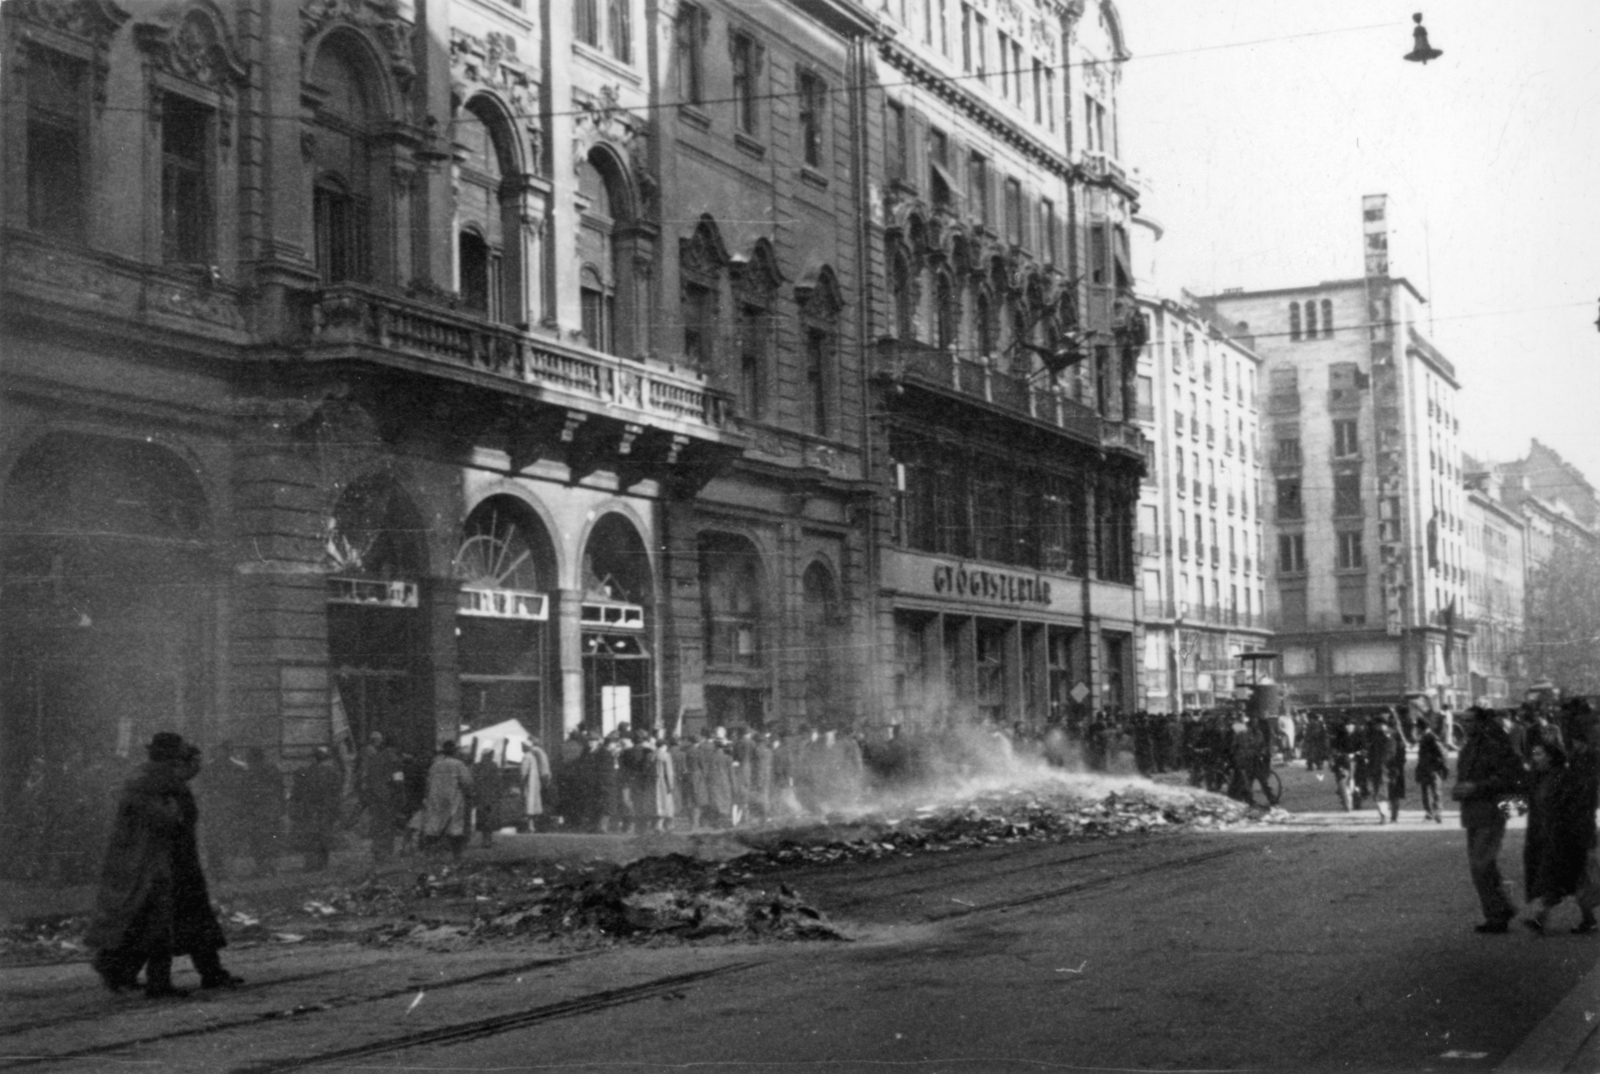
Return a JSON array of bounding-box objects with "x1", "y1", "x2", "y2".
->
[
  {"x1": 0, "y1": 952, "x2": 586, "y2": 1069},
  {"x1": 222, "y1": 960, "x2": 765, "y2": 1074},
  {"x1": 929, "y1": 844, "x2": 1247, "y2": 920}
]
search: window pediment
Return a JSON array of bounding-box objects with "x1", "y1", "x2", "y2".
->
[{"x1": 730, "y1": 239, "x2": 782, "y2": 307}]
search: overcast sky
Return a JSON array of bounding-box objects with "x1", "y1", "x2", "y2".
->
[{"x1": 1120, "y1": 0, "x2": 1600, "y2": 496}]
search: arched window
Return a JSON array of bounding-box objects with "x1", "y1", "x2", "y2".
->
[
  {"x1": 309, "y1": 34, "x2": 382, "y2": 284},
  {"x1": 1305, "y1": 299, "x2": 1318, "y2": 338},
  {"x1": 934, "y1": 271, "x2": 956, "y2": 352},
  {"x1": 1321, "y1": 298, "x2": 1334, "y2": 338},
  {"x1": 579, "y1": 150, "x2": 643, "y2": 356},
  {"x1": 797, "y1": 266, "x2": 844, "y2": 437},
  {"x1": 1288, "y1": 301, "x2": 1301, "y2": 342},
  {"x1": 732, "y1": 241, "x2": 781, "y2": 421},
  {"x1": 580, "y1": 265, "x2": 612, "y2": 354},
  {"x1": 455, "y1": 98, "x2": 521, "y2": 324},
  {"x1": 314, "y1": 173, "x2": 365, "y2": 284},
  {"x1": 891, "y1": 247, "x2": 915, "y2": 341},
  {"x1": 972, "y1": 286, "x2": 993, "y2": 358},
  {"x1": 459, "y1": 229, "x2": 494, "y2": 316},
  {"x1": 680, "y1": 215, "x2": 729, "y2": 372}
]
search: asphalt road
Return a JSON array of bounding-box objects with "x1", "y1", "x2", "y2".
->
[{"x1": 3, "y1": 762, "x2": 1596, "y2": 1074}]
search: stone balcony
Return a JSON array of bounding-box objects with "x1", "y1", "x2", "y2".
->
[
  {"x1": 876, "y1": 338, "x2": 1146, "y2": 460},
  {"x1": 299, "y1": 283, "x2": 745, "y2": 492},
  {"x1": 307, "y1": 283, "x2": 732, "y2": 437}
]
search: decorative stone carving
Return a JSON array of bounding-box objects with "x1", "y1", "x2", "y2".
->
[
  {"x1": 301, "y1": 0, "x2": 416, "y2": 98},
  {"x1": 145, "y1": 279, "x2": 247, "y2": 330},
  {"x1": 450, "y1": 27, "x2": 543, "y2": 170},
  {"x1": 134, "y1": 5, "x2": 248, "y2": 146},
  {"x1": 11, "y1": 0, "x2": 129, "y2": 108},
  {"x1": 573, "y1": 83, "x2": 643, "y2": 150},
  {"x1": 730, "y1": 239, "x2": 782, "y2": 307}
]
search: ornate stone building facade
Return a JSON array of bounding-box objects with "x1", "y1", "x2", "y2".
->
[
  {"x1": 0, "y1": 0, "x2": 1156, "y2": 860},
  {"x1": 862, "y1": 0, "x2": 1147, "y2": 730}
]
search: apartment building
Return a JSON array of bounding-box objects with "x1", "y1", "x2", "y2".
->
[{"x1": 1202, "y1": 195, "x2": 1470, "y2": 708}]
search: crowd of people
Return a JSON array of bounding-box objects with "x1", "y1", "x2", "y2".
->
[{"x1": 52, "y1": 688, "x2": 1600, "y2": 1002}]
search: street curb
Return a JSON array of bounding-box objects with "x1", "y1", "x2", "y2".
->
[{"x1": 1497, "y1": 955, "x2": 1600, "y2": 1074}]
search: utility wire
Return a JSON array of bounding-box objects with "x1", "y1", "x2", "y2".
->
[{"x1": 80, "y1": 18, "x2": 1404, "y2": 129}]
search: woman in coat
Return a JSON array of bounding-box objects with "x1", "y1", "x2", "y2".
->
[
  {"x1": 519, "y1": 740, "x2": 553, "y2": 832},
  {"x1": 644, "y1": 735, "x2": 677, "y2": 832},
  {"x1": 86, "y1": 734, "x2": 241, "y2": 997},
  {"x1": 1524, "y1": 741, "x2": 1599, "y2": 933}
]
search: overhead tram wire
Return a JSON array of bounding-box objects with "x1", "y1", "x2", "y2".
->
[{"x1": 91, "y1": 19, "x2": 1406, "y2": 131}]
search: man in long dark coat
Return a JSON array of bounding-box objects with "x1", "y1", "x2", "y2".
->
[
  {"x1": 1453, "y1": 707, "x2": 1527, "y2": 933},
  {"x1": 86, "y1": 734, "x2": 242, "y2": 997}
]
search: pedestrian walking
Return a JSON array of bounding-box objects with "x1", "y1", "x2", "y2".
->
[
  {"x1": 420, "y1": 741, "x2": 474, "y2": 862},
  {"x1": 86, "y1": 734, "x2": 242, "y2": 997},
  {"x1": 519, "y1": 737, "x2": 553, "y2": 832},
  {"x1": 1370, "y1": 714, "x2": 1406, "y2": 823},
  {"x1": 1522, "y1": 740, "x2": 1599, "y2": 934},
  {"x1": 1414, "y1": 720, "x2": 1450, "y2": 823},
  {"x1": 1561, "y1": 701, "x2": 1600, "y2": 934},
  {"x1": 1452, "y1": 707, "x2": 1527, "y2": 934},
  {"x1": 291, "y1": 747, "x2": 343, "y2": 871}
]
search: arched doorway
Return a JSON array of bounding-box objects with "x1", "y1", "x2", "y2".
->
[
  {"x1": 325, "y1": 476, "x2": 429, "y2": 757},
  {"x1": 800, "y1": 561, "x2": 844, "y2": 729},
  {"x1": 579, "y1": 513, "x2": 653, "y2": 734},
  {"x1": 0, "y1": 433, "x2": 213, "y2": 878},
  {"x1": 699, "y1": 532, "x2": 767, "y2": 732},
  {"x1": 454, "y1": 497, "x2": 557, "y2": 745}
]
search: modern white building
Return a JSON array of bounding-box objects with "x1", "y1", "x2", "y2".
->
[{"x1": 1201, "y1": 195, "x2": 1470, "y2": 709}]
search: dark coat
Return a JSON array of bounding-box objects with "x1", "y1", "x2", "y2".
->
[
  {"x1": 1455, "y1": 721, "x2": 1526, "y2": 828},
  {"x1": 1525, "y1": 759, "x2": 1598, "y2": 902},
  {"x1": 85, "y1": 762, "x2": 226, "y2": 958},
  {"x1": 291, "y1": 759, "x2": 343, "y2": 834},
  {"x1": 1415, "y1": 731, "x2": 1450, "y2": 783},
  {"x1": 703, "y1": 744, "x2": 735, "y2": 815}
]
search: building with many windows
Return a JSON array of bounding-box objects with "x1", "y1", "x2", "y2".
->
[
  {"x1": 1462, "y1": 463, "x2": 1528, "y2": 708},
  {"x1": 1201, "y1": 195, "x2": 1470, "y2": 709},
  {"x1": 1131, "y1": 206, "x2": 1268, "y2": 710},
  {"x1": 865, "y1": 0, "x2": 1147, "y2": 730},
  {"x1": 0, "y1": 0, "x2": 1163, "y2": 873},
  {"x1": 0, "y1": 0, "x2": 895, "y2": 855}
]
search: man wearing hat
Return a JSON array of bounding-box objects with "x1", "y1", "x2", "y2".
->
[
  {"x1": 1452, "y1": 707, "x2": 1528, "y2": 933},
  {"x1": 86, "y1": 733, "x2": 243, "y2": 996}
]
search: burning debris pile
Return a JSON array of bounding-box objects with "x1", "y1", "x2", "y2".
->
[
  {"x1": 745, "y1": 781, "x2": 1267, "y2": 868},
  {"x1": 0, "y1": 778, "x2": 1273, "y2": 963}
]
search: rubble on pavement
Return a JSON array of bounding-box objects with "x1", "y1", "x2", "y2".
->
[{"x1": 1, "y1": 778, "x2": 1275, "y2": 962}]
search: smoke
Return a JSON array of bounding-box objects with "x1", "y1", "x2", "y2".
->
[{"x1": 786, "y1": 721, "x2": 1203, "y2": 826}]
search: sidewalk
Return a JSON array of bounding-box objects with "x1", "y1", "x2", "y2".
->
[
  {"x1": 1497, "y1": 953, "x2": 1600, "y2": 1074},
  {"x1": 0, "y1": 828, "x2": 747, "y2": 927}
]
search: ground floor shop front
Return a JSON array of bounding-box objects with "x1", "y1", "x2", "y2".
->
[{"x1": 878, "y1": 550, "x2": 1138, "y2": 735}]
